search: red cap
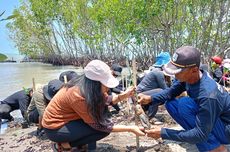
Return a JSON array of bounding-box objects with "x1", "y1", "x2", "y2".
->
[{"x1": 211, "y1": 56, "x2": 222, "y2": 65}]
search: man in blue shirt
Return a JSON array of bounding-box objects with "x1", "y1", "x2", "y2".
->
[
  {"x1": 138, "y1": 46, "x2": 230, "y2": 152},
  {"x1": 136, "y1": 52, "x2": 171, "y2": 120},
  {"x1": 137, "y1": 52, "x2": 171, "y2": 93}
]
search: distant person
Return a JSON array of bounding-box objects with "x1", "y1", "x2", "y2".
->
[
  {"x1": 110, "y1": 63, "x2": 142, "y2": 112},
  {"x1": 111, "y1": 64, "x2": 122, "y2": 77},
  {"x1": 222, "y1": 62, "x2": 230, "y2": 88},
  {"x1": 211, "y1": 56, "x2": 223, "y2": 84},
  {"x1": 137, "y1": 52, "x2": 171, "y2": 93},
  {"x1": 136, "y1": 52, "x2": 171, "y2": 121},
  {"x1": 42, "y1": 60, "x2": 145, "y2": 151},
  {"x1": 27, "y1": 79, "x2": 63, "y2": 136},
  {"x1": 109, "y1": 64, "x2": 123, "y2": 112},
  {"x1": 0, "y1": 88, "x2": 33, "y2": 124},
  {"x1": 110, "y1": 63, "x2": 123, "y2": 94},
  {"x1": 138, "y1": 46, "x2": 230, "y2": 152},
  {"x1": 59, "y1": 71, "x2": 79, "y2": 83}
]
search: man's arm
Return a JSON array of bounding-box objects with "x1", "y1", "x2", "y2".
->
[
  {"x1": 151, "y1": 80, "x2": 186, "y2": 105},
  {"x1": 138, "y1": 80, "x2": 186, "y2": 106}
]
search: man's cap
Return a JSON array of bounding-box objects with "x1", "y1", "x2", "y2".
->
[
  {"x1": 84, "y1": 60, "x2": 119, "y2": 88},
  {"x1": 43, "y1": 79, "x2": 63, "y2": 101},
  {"x1": 59, "y1": 71, "x2": 78, "y2": 82},
  {"x1": 163, "y1": 46, "x2": 201, "y2": 75},
  {"x1": 153, "y1": 52, "x2": 170, "y2": 67},
  {"x1": 211, "y1": 56, "x2": 222, "y2": 65},
  {"x1": 111, "y1": 64, "x2": 122, "y2": 76}
]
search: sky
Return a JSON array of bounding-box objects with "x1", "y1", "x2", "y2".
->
[{"x1": 0, "y1": 0, "x2": 20, "y2": 56}]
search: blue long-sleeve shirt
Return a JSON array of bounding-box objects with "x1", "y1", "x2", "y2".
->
[
  {"x1": 151, "y1": 71, "x2": 230, "y2": 144},
  {"x1": 137, "y1": 70, "x2": 167, "y2": 93}
]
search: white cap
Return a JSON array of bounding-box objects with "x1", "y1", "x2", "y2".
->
[
  {"x1": 223, "y1": 59, "x2": 230, "y2": 64},
  {"x1": 84, "y1": 60, "x2": 119, "y2": 88},
  {"x1": 223, "y1": 63, "x2": 230, "y2": 70}
]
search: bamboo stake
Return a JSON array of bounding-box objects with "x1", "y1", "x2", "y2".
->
[
  {"x1": 132, "y1": 58, "x2": 140, "y2": 151},
  {"x1": 32, "y1": 78, "x2": 36, "y2": 91},
  {"x1": 121, "y1": 74, "x2": 124, "y2": 91},
  {"x1": 64, "y1": 75, "x2": 68, "y2": 83},
  {"x1": 125, "y1": 74, "x2": 128, "y2": 89}
]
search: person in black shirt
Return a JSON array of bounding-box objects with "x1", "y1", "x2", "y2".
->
[{"x1": 0, "y1": 88, "x2": 33, "y2": 122}]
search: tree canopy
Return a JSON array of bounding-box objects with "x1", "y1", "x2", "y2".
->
[
  {"x1": 6, "y1": 0, "x2": 230, "y2": 67},
  {"x1": 0, "y1": 53, "x2": 7, "y2": 61}
]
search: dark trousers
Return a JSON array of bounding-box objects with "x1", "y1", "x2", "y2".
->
[
  {"x1": 112, "y1": 104, "x2": 120, "y2": 111},
  {"x1": 166, "y1": 97, "x2": 229, "y2": 151},
  {"x1": 44, "y1": 119, "x2": 109, "y2": 150},
  {"x1": 28, "y1": 108, "x2": 39, "y2": 124},
  {"x1": 0, "y1": 104, "x2": 13, "y2": 120}
]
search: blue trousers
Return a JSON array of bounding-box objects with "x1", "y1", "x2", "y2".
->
[{"x1": 165, "y1": 97, "x2": 229, "y2": 151}]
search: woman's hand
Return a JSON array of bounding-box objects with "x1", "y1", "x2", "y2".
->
[
  {"x1": 145, "y1": 127, "x2": 161, "y2": 139},
  {"x1": 137, "y1": 93, "x2": 151, "y2": 105},
  {"x1": 124, "y1": 86, "x2": 135, "y2": 98},
  {"x1": 113, "y1": 86, "x2": 136, "y2": 104},
  {"x1": 130, "y1": 126, "x2": 146, "y2": 136}
]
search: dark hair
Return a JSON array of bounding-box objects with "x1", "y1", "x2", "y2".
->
[
  {"x1": 59, "y1": 71, "x2": 78, "y2": 82},
  {"x1": 65, "y1": 74, "x2": 106, "y2": 124}
]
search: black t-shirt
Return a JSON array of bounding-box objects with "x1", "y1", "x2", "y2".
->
[{"x1": 1, "y1": 90, "x2": 31, "y2": 117}]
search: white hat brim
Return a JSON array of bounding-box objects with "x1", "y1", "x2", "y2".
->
[{"x1": 101, "y1": 74, "x2": 119, "y2": 88}]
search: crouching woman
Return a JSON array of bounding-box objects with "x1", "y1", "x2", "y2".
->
[{"x1": 42, "y1": 60, "x2": 145, "y2": 152}]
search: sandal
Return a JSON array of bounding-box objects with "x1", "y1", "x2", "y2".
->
[
  {"x1": 77, "y1": 145, "x2": 87, "y2": 152},
  {"x1": 71, "y1": 145, "x2": 88, "y2": 152},
  {"x1": 52, "y1": 143, "x2": 72, "y2": 152}
]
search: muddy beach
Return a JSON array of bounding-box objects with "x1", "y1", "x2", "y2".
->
[{"x1": 0, "y1": 105, "x2": 200, "y2": 152}]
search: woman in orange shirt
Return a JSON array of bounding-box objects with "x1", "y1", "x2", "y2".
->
[{"x1": 42, "y1": 60, "x2": 145, "y2": 152}]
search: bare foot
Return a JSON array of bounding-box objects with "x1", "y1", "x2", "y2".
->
[
  {"x1": 61, "y1": 142, "x2": 71, "y2": 149},
  {"x1": 209, "y1": 145, "x2": 228, "y2": 152}
]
